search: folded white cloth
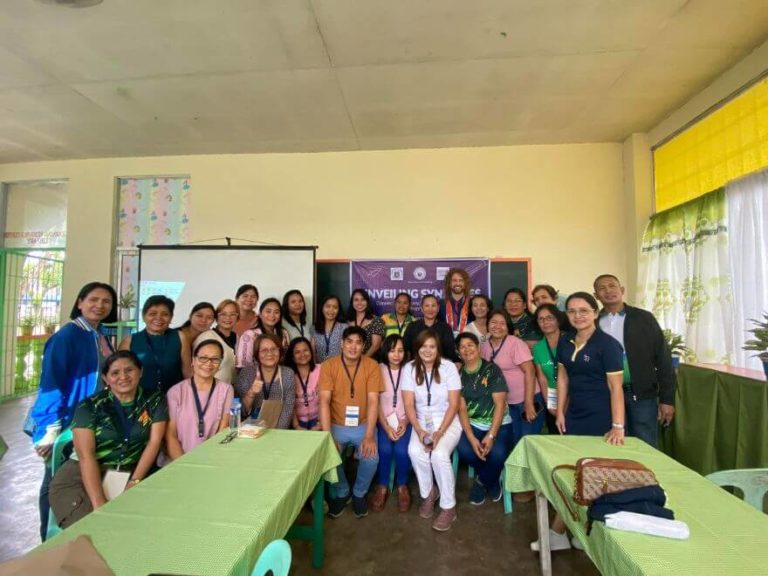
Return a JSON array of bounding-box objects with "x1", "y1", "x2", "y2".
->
[{"x1": 605, "y1": 511, "x2": 690, "y2": 540}]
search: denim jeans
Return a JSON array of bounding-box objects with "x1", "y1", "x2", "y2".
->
[
  {"x1": 39, "y1": 463, "x2": 52, "y2": 541},
  {"x1": 509, "y1": 392, "x2": 545, "y2": 449},
  {"x1": 457, "y1": 423, "x2": 513, "y2": 490},
  {"x1": 376, "y1": 424, "x2": 412, "y2": 487},
  {"x1": 330, "y1": 424, "x2": 379, "y2": 499},
  {"x1": 625, "y1": 395, "x2": 659, "y2": 448},
  {"x1": 298, "y1": 417, "x2": 318, "y2": 430}
]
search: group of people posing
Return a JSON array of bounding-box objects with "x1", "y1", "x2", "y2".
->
[{"x1": 27, "y1": 268, "x2": 676, "y2": 539}]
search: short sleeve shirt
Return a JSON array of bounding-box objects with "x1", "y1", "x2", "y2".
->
[
  {"x1": 401, "y1": 359, "x2": 461, "y2": 424},
  {"x1": 532, "y1": 338, "x2": 558, "y2": 390},
  {"x1": 294, "y1": 365, "x2": 322, "y2": 423},
  {"x1": 379, "y1": 364, "x2": 407, "y2": 421},
  {"x1": 72, "y1": 388, "x2": 168, "y2": 468},
  {"x1": 165, "y1": 379, "x2": 233, "y2": 455},
  {"x1": 358, "y1": 317, "x2": 386, "y2": 353},
  {"x1": 319, "y1": 356, "x2": 384, "y2": 426},
  {"x1": 460, "y1": 359, "x2": 511, "y2": 430},
  {"x1": 480, "y1": 336, "x2": 533, "y2": 404}
]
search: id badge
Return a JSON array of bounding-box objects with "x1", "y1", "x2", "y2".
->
[
  {"x1": 344, "y1": 405, "x2": 360, "y2": 427},
  {"x1": 424, "y1": 410, "x2": 435, "y2": 433},
  {"x1": 547, "y1": 388, "x2": 558, "y2": 410},
  {"x1": 386, "y1": 411, "x2": 400, "y2": 431}
]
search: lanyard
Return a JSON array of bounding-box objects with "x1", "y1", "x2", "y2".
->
[
  {"x1": 296, "y1": 369, "x2": 310, "y2": 407},
  {"x1": 387, "y1": 366, "x2": 402, "y2": 409},
  {"x1": 395, "y1": 315, "x2": 407, "y2": 335},
  {"x1": 323, "y1": 321, "x2": 336, "y2": 355},
  {"x1": 489, "y1": 336, "x2": 507, "y2": 363},
  {"x1": 261, "y1": 367, "x2": 279, "y2": 400},
  {"x1": 298, "y1": 324, "x2": 305, "y2": 338},
  {"x1": 143, "y1": 332, "x2": 165, "y2": 389},
  {"x1": 424, "y1": 368, "x2": 435, "y2": 406},
  {"x1": 190, "y1": 378, "x2": 217, "y2": 438},
  {"x1": 545, "y1": 340, "x2": 558, "y2": 385},
  {"x1": 111, "y1": 394, "x2": 138, "y2": 469},
  {"x1": 342, "y1": 358, "x2": 362, "y2": 399}
]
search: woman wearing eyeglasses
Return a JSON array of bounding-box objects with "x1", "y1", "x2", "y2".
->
[
  {"x1": 532, "y1": 304, "x2": 568, "y2": 434},
  {"x1": 556, "y1": 292, "x2": 625, "y2": 444},
  {"x1": 162, "y1": 340, "x2": 234, "y2": 463},
  {"x1": 194, "y1": 299, "x2": 239, "y2": 385},
  {"x1": 234, "y1": 334, "x2": 296, "y2": 429}
]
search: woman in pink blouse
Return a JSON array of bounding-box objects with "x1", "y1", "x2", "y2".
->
[
  {"x1": 286, "y1": 337, "x2": 321, "y2": 430},
  {"x1": 162, "y1": 339, "x2": 234, "y2": 463},
  {"x1": 480, "y1": 310, "x2": 543, "y2": 449},
  {"x1": 370, "y1": 334, "x2": 412, "y2": 513},
  {"x1": 236, "y1": 298, "x2": 290, "y2": 368}
]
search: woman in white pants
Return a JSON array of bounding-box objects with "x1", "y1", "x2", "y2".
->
[{"x1": 402, "y1": 328, "x2": 462, "y2": 531}]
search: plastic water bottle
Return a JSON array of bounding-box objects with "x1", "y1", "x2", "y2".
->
[{"x1": 230, "y1": 398, "x2": 242, "y2": 431}]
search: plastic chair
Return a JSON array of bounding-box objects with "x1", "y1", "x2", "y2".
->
[
  {"x1": 46, "y1": 428, "x2": 74, "y2": 539},
  {"x1": 251, "y1": 539, "x2": 292, "y2": 576},
  {"x1": 706, "y1": 468, "x2": 768, "y2": 513}
]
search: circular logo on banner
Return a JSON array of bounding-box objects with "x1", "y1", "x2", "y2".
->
[{"x1": 413, "y1": 267, "x2": 427, "y2": 280}]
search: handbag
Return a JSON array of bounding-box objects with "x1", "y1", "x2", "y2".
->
[{"x1": 552, "y1": 457, "x2": 658, "y2": 520}]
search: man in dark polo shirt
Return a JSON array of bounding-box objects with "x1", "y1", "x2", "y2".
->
[{"x1": 593, "y1": 274, "x2": 676, "y2": 447}]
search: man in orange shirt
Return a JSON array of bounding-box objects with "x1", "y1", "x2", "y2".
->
[{"x1": 320, "y1": 326, "x2": 384, "y2": 518}]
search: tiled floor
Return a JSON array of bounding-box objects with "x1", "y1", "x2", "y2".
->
[
  {"x1": 0, "y1": 395, "x2": 598, "y2": 574},
  {"x1": 0, "y1": 395, "x2": 43, "y2": 563}
]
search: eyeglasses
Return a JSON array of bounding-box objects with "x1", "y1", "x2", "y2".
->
[
  {"x1": 260, "y1": 348, "x2": 280, "y2": 355},
  {"x1": 218, "y1": 313, "x2": 238, "y2": 319},
  {"x1": 538, "y1": 316, "x2": 557, "y2": 323},
  {"x1": 196, "y1": 356, "x2": 223, "y2": 365},
  {"x1": 566, "y1": 308, "x2": 593, "y2": 317}
]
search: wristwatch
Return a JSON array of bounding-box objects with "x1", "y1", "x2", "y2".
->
[
  {"x1": 611, "y1": 423, "x2": 625, "y2": 429},
  {"x1": 488, "y1": 432, "x2": 495, "y2": 440}
]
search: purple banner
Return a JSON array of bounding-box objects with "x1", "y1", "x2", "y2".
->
[{"x1": 351, "y1": 258, "x2": 490, "y2": 315}]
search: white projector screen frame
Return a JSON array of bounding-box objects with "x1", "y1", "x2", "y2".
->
[{"x1": 137, "y1": 245, "x2": 316, "y2": 329}]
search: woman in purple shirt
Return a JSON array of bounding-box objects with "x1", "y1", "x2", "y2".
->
[{"x1": 162, "y1": 339, "x2": 234, "y2": 463}]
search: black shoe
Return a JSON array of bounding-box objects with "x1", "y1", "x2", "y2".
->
[
  {"x1": 353, "y1": 495, "x2": 368, "y2": 518},
  {"x1": 328, "y1": 495, "x2": 350, "y2": 519}
]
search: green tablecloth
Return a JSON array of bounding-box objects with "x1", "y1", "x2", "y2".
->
[
  {"x1": 505, "y1": 435, "x2": 768, "y2": 576},
  {"x1": 0, "y1": 434, "x2": 6, "y2": 461},
  {"x1": 660, "y1": 364, "x2": 768, "y2": 476},
  {"x1": 41, "y1": 429, "x2": 340, "y2": 576}
]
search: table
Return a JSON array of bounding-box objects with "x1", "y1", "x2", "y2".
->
[
  {"x1": 660, "y1": 363, "x2": 768, "y2": 476},
  {"x1": 0, "y1": 434, "x2": 6, "y2": 461},
  {"x1": 41, "y1": 429, "x2": 341, "y2": 575},
  {"x1": 505, "y1": 435, "x2": 768, "y2": 576}
]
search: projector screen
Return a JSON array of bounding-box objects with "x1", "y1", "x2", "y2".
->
[{"x1": 138, "y1": 246, "x2": 316, "y2": 328}]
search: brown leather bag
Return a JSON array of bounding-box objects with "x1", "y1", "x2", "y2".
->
[{"x1": 552, "y1": 457, "x2": 658, "y2": 520}]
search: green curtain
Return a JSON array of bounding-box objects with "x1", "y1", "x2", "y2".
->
[{"x1": 637, "y1": 188, "x2": 733, "y2": 363}]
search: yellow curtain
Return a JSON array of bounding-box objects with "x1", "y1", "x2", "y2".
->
[{"x1": 654, "y1": 77, "x2": 768, "y2": 211}]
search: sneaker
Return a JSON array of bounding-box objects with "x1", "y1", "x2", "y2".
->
[
  {"x1": 488, "y1": 482, "x2": 503, "y2": 503},
  {"x1": 396, "y1": 485, "x2": 412, "y2": 513},
  {"x1": 327, "y1": 495, "x2": 350, "y2": 519},
  {"x1": 418, "y1": 486, "x2": 439, "y2": 519},
  {"x1": 432, "y1": 507, "x2": 457, "y2": 531},
  {"x1": 530, "y1": 529, "x2": 572, "y2": 552},
  {"x1": 352, "y1": 496, "x2": 368, "y2": 518},
  {"x1": 369, "y1": 485, "x2": 388, "y2": 513},
  {"x1": 469, "y1": 480, "x2": 486, "y2": 506},
  {"x1": 571, "y1": 536, "x2": 584, "y2": 550}
]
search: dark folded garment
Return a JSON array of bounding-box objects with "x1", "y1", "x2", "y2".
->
[{"x1": 589, "y1": 485, "x2": 674, "y2": 524}]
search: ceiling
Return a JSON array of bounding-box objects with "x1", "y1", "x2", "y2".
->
[{"x1": 0, "y1": 0, "x2": 767, "y2": 162}]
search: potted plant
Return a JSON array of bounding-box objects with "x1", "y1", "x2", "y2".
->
[
  {"x1": 743, "y1": 313, "x2": 768, "y2": 377},
  {"x1": 119, "y1": 285, "x2": 136, "y2": 322},
  {"x1": 662, "y1": 329, "x2": 691, "y2": 369},
  {"x1": 19, "y1": 315, "x2": 36, "y2": 337},
  {"x1": 44, "y1": 321, "x2": 58, "y2": 335}
]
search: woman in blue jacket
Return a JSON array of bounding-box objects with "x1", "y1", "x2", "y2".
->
[{"x1": 28, "y1": 281, "x2": 117, "y2": 540}]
